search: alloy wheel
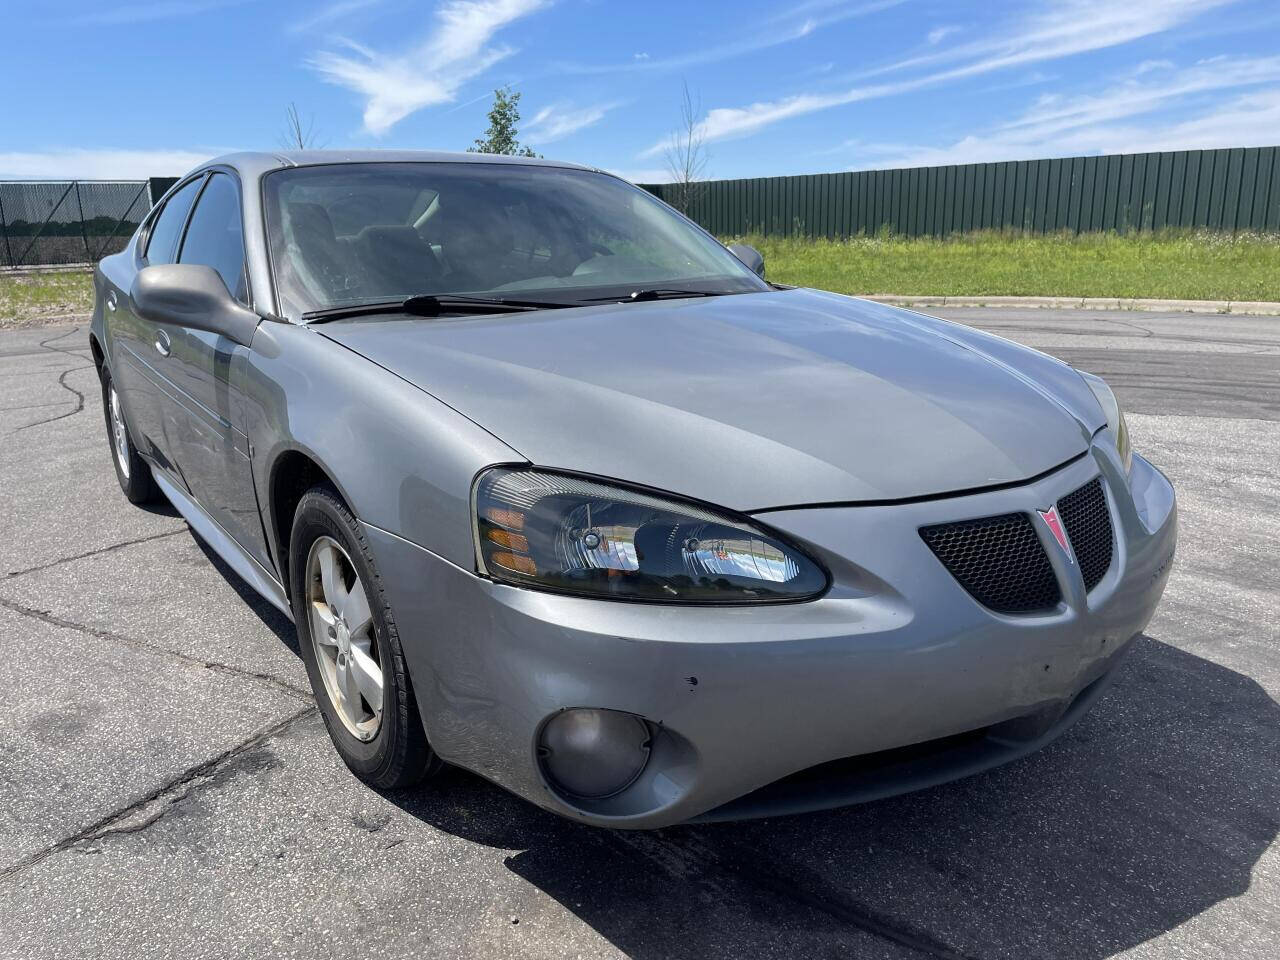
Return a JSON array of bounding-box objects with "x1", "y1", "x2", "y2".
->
[
  {"x1": 305, "y1": 535, "x2": 384, "y2": 741},
  {"x1": 110, "y1": 386, "x2": 131, "y2": 479}
]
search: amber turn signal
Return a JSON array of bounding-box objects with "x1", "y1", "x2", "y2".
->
[
  {"x1": 485, "y1": 506, "x2": 525, "y2": 530},
  {"x1": 490, "y1": 551, "x2": 537, "y2": 576},
  {"x1": 487, "y1": 528, "x2": 530, "y2": 552}
]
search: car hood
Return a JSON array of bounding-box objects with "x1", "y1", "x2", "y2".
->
[{"x1": 318, "y1": 288, "x2": 1103, "y2": 511}]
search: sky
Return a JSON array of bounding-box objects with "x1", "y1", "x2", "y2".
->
[{"x1": 2, "y1": 0, "x2": 1278, "y2": 182}]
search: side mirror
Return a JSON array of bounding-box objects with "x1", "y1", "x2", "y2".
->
[
  {"x1": 727, "y1": 243, "x2": 765, "y2": 279},
  {"x1": 131, "y1": 264, "x2": 260, "y2": 347}
]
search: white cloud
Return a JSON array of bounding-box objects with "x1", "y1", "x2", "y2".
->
[
  {"x1": 941, "y1": 0, "x2": 1235, "y2": 79},
  {"x1": 524, "y1": 102, "x2": 619, "y2": 145},
  {"x1": 854, "y1": 0, "x2": 1235, "y2": 81},
  {"x1": 310, "y1": 0, "x2": 548, "y2": 135},
  {"x1": 287, "y1": 0, "x2": 379, "y2": 35},
  {"x1": 769, "y1": 0, "x2": 891, "y2": 21},
  {"x1": 997, "y1": 55, "x2": 1280, "y2": 141},
  {"x1": 927, "y1": 25, "x2": 959, "y2": 45},
  {"x1": 852, "y1": 57, "x2": 1280, "y2": 169},
  {"x1": 559, "y1": 0, "x2": 904, "y2": 76},
  {"x1": 63, "y1": 0, "x2": 251, "y2": 25},
  {"x1": 643, "y1": 92, "x2": 873, "y2": 157},
  {"x1": 0, "y1": 149, "x2": 214, "y2": 180},
  {"x1": 604, "y1": 167, "x2": 671, "y2": 185},
  {"x1": 1135, "y1": 89, "x2": 1280, "y2": 151},
  {"x1": 639, "y1": 76, "x2": 934, "y2": 158},
  {"x1": 856, "y1": 90, "x2": 1280, "y2": 169},
  {"x1": 640, "y1": 0, "x2": 1241, "y2": 156}
]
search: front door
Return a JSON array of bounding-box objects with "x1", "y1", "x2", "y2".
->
[
  {"x1": 163, "y1": 171, "x2": 270, "y2": 565},
  {"x1": 112, "y1": 174, "x2": 205, "y2": 472}
]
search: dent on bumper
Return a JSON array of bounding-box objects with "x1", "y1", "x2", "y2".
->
[{"x1": 368, "y1": 445, "x2": 1176, "y2": 829}]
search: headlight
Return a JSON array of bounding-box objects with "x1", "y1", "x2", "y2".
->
[
  {"x1": 472, "y1": 468, "x2": 828, "y2": 602},
  {"x1": 1079, "y1": 371, "x2": 1132, "y2": 474}
]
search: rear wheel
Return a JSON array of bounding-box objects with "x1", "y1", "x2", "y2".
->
[
  {"x1": 289, "y1": 486, "x2": 441, "y2": 789},
  {"x1": 100, "y1": 366, "x2": 157, "y2": 504}
]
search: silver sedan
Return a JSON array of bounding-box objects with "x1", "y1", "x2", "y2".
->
[{"x1": 90, "y1": 151, "x2": 1176, "y2": 828}]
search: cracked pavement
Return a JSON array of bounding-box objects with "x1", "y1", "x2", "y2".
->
[{"x1": 0, "y1": 311, "x2": 1276, "y2": 959}]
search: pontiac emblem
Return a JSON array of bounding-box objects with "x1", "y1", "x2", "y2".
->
[{"x1": 1038, "y1": 506, "x2": 1074, "y2": 562}]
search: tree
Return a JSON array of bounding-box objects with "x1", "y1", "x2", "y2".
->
[
  {"x1": 280, "y1": 102, "x2": 322, "y2": 150},
  {"x1": 468, "y1": 86, "x2": 541, "y2": 158},
  {"x1": 664, "y1": 81, "x2": 708, "y2": 215}
]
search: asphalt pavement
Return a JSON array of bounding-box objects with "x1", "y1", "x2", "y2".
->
[{"x1": 0, "y1": 309, "x2": 1276, "y2": 959}]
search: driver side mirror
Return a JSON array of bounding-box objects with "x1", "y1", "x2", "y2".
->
[
  {"x1": 727, "y1": 243, "x2": 765, "y2": 279},
  {"x1": 131, "y1": 264, "x2": 261, "y2": 347}
]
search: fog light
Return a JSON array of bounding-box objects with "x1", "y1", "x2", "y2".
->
[{"x1": 538, "y1": 708, "x2": 652, "y2": 799}]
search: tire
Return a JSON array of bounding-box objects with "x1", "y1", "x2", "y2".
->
[
  {"x1": 100, "y1": 366, "x2": 157, "y2": 504},
  {"x1": 289, "y1": 485, "x2": 441, "y2": 790}
]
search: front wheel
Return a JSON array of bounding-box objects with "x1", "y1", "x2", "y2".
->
[
  {"x1": 289, "y1": 486, "x2": 441, "y2": 789},
  {"x1": 100, "y1": 366, "x2": 157, "y2": 504}
]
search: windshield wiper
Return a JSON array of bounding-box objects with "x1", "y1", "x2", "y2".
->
[
  {"x1": 303, "y1": 293, "x2": 577, "y2": 323},
  {"x1": 583, "y1": 288, "x2": 724, "y2": 304}
]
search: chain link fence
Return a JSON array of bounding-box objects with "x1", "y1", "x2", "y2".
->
[{"x1": 0, "y1": 178, "x2": 177, "y2": 268}]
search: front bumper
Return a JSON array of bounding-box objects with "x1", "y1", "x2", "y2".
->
[{"x1": 368, "y1": 443, "x2": 1176, "y2": 828}]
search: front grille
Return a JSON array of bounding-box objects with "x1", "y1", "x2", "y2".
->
[
  {"x1": 920, "y1": 512, "x2": 1062, "y2": 614},
  {"x1": 1057, "y1": 477, "x2": 1114, "y2": 592}
]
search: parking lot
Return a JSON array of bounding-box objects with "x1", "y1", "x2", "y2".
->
[{"x1": 1, "y1": 308, "x2": 1277, "y2": 959}]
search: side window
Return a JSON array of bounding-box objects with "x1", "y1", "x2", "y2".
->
[
  {"x1": 145, "y1": 177, "x2": 203, "y2": 264},
  {"x1": 179, "y1": 173, "x2": 247, "y2": 302}
]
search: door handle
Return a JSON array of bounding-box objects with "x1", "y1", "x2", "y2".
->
[
  {"x1": 105, "y1": 290, "x2": 117, "y2": 312},
  {"x1": 154, "y1": 329, "x2": 171, "y2": 357}
]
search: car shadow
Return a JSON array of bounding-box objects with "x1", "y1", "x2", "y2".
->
[
  {"x1": 137, "y1": 497, "x2": 181, "y2": 519},
  {"x1": 382, "y1": 636, "x2": 1279, "y2": 959},
  {"x1": 185, "y1": 528, "x2": 299, "y2": 653}
]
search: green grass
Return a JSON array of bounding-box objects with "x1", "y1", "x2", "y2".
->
[
  {"x1": 0, "y1": 269, "x2": 93, "y2": 327},
  {"x1": 3, "y1": 230, "x2": 1279, "y2": 328},
  {"x1": 733, "y1": 230, "x2": 1280, "y2": 301}
]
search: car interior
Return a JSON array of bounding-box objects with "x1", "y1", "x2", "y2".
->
[
  {"x1": 276, "y1": 177, "x2": 684, "y2": 310},
  {"x1": 267, "y1": 167, "x2": 733, "y2": 317}
]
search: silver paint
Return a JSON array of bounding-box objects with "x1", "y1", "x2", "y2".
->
[{"x1": 91, "y1": 150, "x2": 1176, "y2": 828}]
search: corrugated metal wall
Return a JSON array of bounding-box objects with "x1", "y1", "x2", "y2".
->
[{"x1": 640, "y1": 147, "x2": 1280, "y2": 238}]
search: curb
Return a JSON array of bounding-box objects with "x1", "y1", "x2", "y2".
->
[
  {"x1": 863, "y1": 294, "x2": 1280, "y2": 316},
  {"x1": 0, "y1": 263, "x2": 96, "y2": 276}
]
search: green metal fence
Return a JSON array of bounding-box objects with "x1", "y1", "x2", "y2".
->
[{"x1": 640, "y1": 146, "x2": 1280, "y2": 239}]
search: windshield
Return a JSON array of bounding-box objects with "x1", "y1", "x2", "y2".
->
[{"x1": 262, "y1": 162, "x2": 769, "y2": 320}]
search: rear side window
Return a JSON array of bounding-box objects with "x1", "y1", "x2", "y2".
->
[
  {"x1": 179, "y1": 173, "x2": 247, "y2": 302},
  {"x1": 145, "y1": 177, "x2": 202, "y2": 264}
]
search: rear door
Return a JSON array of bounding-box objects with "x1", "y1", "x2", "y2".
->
[
  {"x1": 166, "y1": 171, "x2": 270, "y2": 564},
  {"x1": 111, "y1": 174, "x2": 205, "y2": 472}
]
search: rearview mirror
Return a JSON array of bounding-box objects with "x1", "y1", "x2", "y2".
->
[
  {"x1": 727, "y1": 243, "x2": 765, "y2": 279},
  {"x1": 131, "y1": 264, "x2": 261, "y2": 347}
]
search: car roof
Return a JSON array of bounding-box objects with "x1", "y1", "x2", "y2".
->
[{"x1": 197, "y1": 150, "x2": 600, "y2": 182}]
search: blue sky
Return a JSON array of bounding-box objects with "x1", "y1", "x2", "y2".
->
[{"x1": 2, "y1": 0, "x2": 1278, "y2": 181}]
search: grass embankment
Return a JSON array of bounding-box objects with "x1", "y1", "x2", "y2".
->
[
  {"x1": 0, "y1": 269, "x2": 93, "y2": 328},
  {"x1": 735, "y1": 230, "x2": 1280, "y2": 302}
]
